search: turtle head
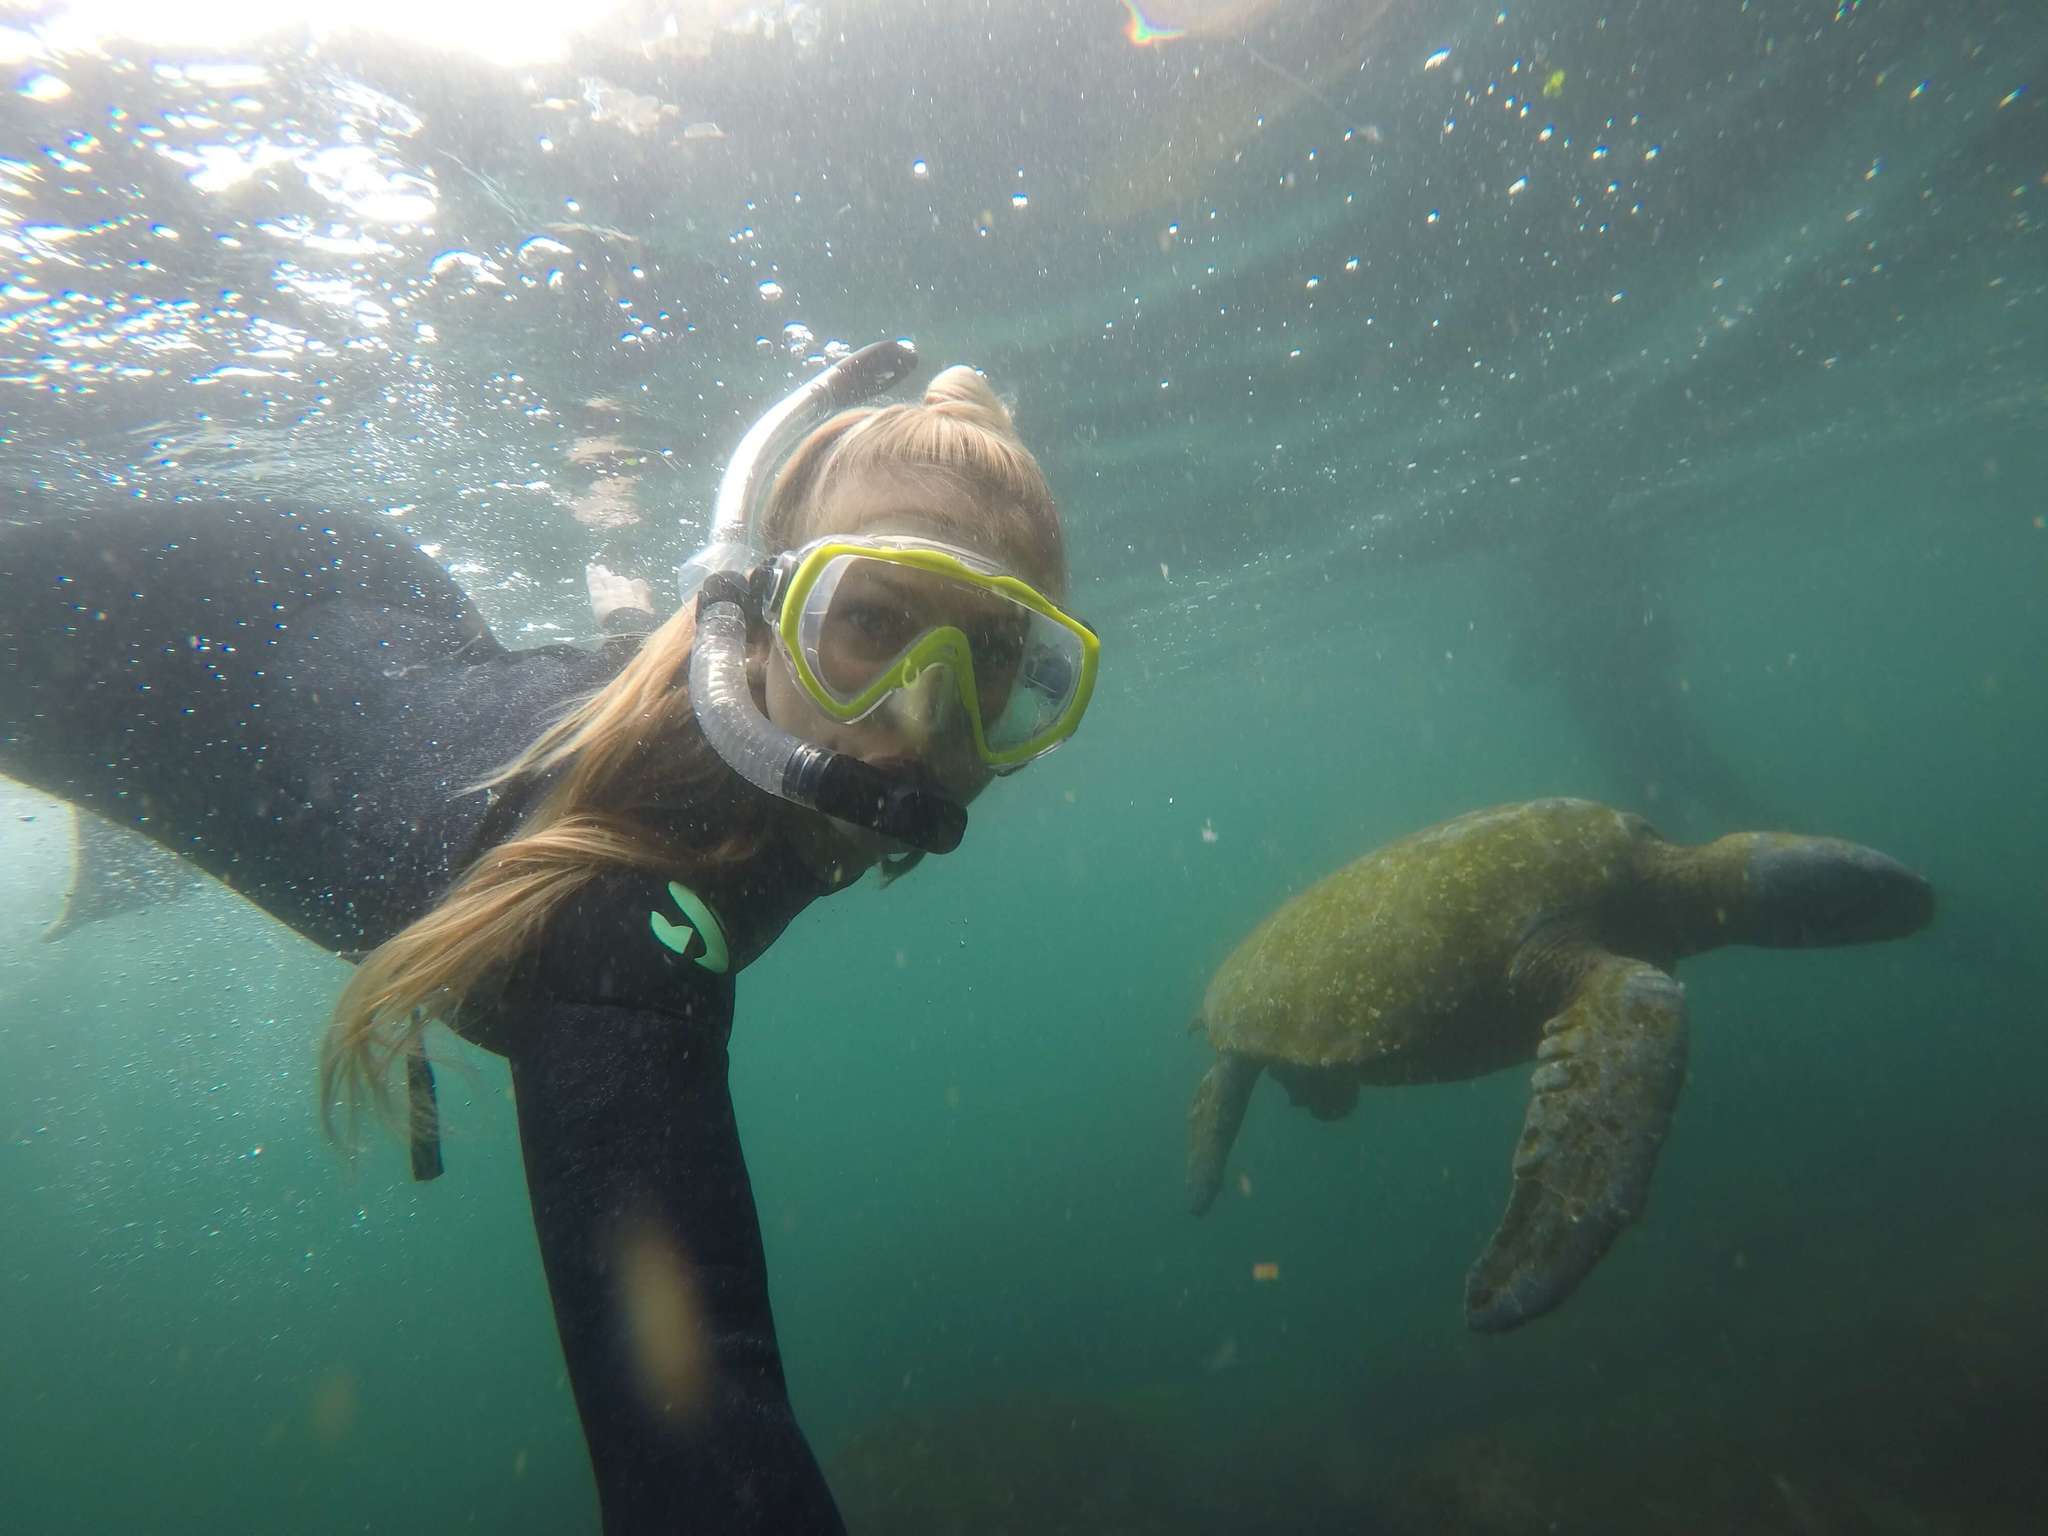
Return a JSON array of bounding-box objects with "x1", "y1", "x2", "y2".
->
[{"x1": 1734, "y1": 834, "x2": 1935, "y2": 948}]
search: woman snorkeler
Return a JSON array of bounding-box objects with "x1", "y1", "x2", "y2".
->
[{"x1": 0, "y1": 343, "x2": 1099, "y2": 1533}]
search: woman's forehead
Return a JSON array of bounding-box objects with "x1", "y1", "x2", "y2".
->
[{"x1": 808, "y1": 471, "x2": 1057, "y2": 589}]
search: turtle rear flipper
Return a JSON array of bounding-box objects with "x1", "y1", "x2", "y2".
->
[
  {"x1": 1465, "y1": 956, "x2": 1688, "y2": 1332},
  {"x1": 1186, "y1": 1051, "x2": 1261, "y2": 1216},
  {"x1": 1660, "y1": 831, "x2": 1934, "y2": 951}
]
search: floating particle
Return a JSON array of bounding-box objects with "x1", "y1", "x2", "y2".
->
[
  {"x1": 1252, "y1": 1261, "x2": 1281, "y2": 1282},
  {"x1": 758, "y1": 280, "x2": 783, "y2": 301},
  {"x1": 1423, "y1": 47, "x2": 1451, "y2": 71}
]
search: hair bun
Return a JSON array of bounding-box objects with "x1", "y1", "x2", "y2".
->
[{"x1": 922, "y1": 365, "x2": 1020, "y2": 441}]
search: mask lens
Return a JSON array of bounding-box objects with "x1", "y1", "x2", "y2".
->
[
  {"x1": 802, "y1": 555, "x2": 927, "y2": 700},
  {"x1": 983, "y1": 626, "x2": 1084, "y2": 750},
  {"x1": 796, "y1": 552, "x2": 1087, "y2": 758}
]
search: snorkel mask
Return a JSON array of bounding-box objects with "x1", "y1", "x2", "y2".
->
[
  {"x1": 681, "y1": 341, "x2": 1096, "y2": 855},
  {"x1": 764, "y1": 533, "x2": 1096, "y2": 772}
]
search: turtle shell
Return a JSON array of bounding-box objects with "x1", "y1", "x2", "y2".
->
[{"x1": 1201, "y1": 799, "x2": 1656, "y2": 1080}]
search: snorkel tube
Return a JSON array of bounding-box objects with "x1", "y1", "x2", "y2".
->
[{"x1": 682, "y1": 340, "x2": 968, "y2": 855}]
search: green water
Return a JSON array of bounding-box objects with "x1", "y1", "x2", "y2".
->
[{"x1": 4, "y1": 0, "x2": 2046, "y2": 1530}]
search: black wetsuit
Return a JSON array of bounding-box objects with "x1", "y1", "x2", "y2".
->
[{"x1": 0, "y1": 501, "x2": 847, "y2": 1535}]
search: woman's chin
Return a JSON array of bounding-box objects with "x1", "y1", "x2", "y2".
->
[
  {"x1": 830, "y1": 817, "x2": 896, "y2": 861},
  {"x1": 822, "y1": 809, "x2": 947, "y2": 872}
]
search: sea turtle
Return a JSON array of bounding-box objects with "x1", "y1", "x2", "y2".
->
[{"x1": 1186, "y1": 798, "x2": 1933, "y2": 1331}]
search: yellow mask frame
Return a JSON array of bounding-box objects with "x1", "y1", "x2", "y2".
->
[{"x1": 764, "y1": 535, "x2": 1099, "y2": 770}]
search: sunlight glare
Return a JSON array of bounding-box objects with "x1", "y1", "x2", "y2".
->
[{"x1": 25, "y1": 0, "x2": 643, "y2": 67}]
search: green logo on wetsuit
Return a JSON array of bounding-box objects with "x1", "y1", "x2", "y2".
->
[{"x1": 649, "y1": 880, "x2": 731, "y2": 974}]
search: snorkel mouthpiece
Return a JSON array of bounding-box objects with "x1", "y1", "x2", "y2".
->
[
  {"x1": 685, "y1": 340, "x2": 972, "y2": 857},
  {"x1": 785, "y1": 745, "x2": 967, "y2": 855}
]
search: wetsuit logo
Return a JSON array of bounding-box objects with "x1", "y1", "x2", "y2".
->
[{"x1": 648, "y1": 880, "x2": 731, "y2": 974}]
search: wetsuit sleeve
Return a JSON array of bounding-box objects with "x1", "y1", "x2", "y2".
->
[
  {"x1": 0, "y1": 501, "x2": 558, "y2": 952},
  {"x1": 502, "y1": 877, "x2": 845, "y2": 1535},
  {"x1": 601, "y1": 603, "x2": 659, "y2": 637}
]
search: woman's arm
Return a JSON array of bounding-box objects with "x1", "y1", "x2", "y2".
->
[
  {"x1": 5, "y1": 501, "x2": 841, "y2": 1528},
  {"x1": 506, "y1": 994, "x2": 845, "y2": 1535},
  {"x1": 0, "y1": 501, "x2": 613, "y2": 953}
]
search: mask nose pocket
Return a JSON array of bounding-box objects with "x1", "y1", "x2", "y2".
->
[{"x1": 883, "y1": 662, "x2": 961, "y2": 750}]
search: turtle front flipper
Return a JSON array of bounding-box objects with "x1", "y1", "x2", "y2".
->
[
  {"x1": 1465, "y1": 956, "x2": 1688, "y2": 1332},
  {"x1": 1187, "y1": 1051, "x2": 1262, "y2": 1216}
]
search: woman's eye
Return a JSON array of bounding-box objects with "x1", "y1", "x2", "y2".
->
[
  {"x1": 971, "y1": 626, "x2": 1024, "y2": 667},
  {"x1": 843, "y1": 603, "x2": 909, "y2": 643}
]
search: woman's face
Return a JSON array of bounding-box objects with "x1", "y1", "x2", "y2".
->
[{"x1": 757, "y1": 469, "x2": 1058, "y2": 859}]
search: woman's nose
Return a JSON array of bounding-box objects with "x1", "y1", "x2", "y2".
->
[{"x1": 881, "y1": 665, "x2": 962, "y2": 753}]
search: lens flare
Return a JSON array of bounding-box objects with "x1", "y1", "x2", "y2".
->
[{"x1": 1119, "y1": 1, "x2": 1188, "y2": 47}]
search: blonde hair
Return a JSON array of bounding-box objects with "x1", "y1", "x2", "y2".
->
[
  {"x1": 319, "y1": 364, "x2": 1063, "y2": 1145},
  {"x1": 763, "y1": 364, "x2": 1064, "y2": 591}
]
